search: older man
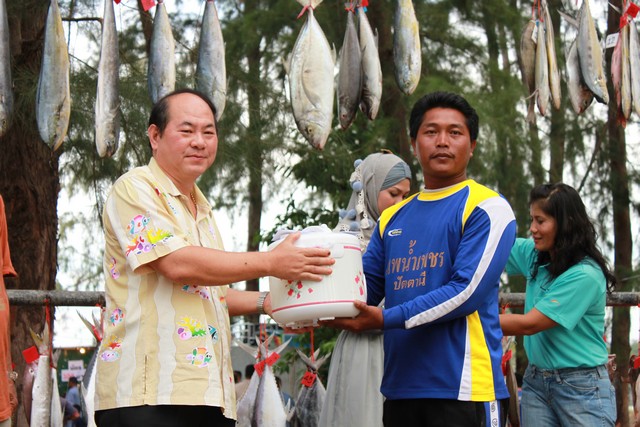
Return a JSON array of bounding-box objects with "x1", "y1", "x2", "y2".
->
[{"x1": 94, "y1": 89, "x2": 334, "y2": 427}]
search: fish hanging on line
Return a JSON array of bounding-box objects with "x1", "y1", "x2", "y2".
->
[
  {"x1": 337, "y1": 2, "x2": 362, "y2": 130},
  {"x1": 148, "y1": 0, "x2": 175, "y2": 104},
  {"x1": 36, "y1": 0, "x2": 71, "y2": 151},
  {"x1": 287, "y1": 0, "x2": 335, "y2": 150},
  {"x1": 195, "y1": 0, "x2": 227, "y2": 120},
  {"x1": 95, "y1": 0, "x2": 121, "y2": 158}
]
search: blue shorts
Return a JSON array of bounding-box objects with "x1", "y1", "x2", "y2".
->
[{"x1": 522, "y1": 364, "x2": 616, "y2": 427}]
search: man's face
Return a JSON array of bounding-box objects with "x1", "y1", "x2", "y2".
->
[
  {"x1": 411, "y1": 107, "x2": 476, "y2": 189},
  {"x1": 148, "y1": 93, "x2": 218, "y2": 189}
]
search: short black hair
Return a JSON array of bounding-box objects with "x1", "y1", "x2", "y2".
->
[
  {"x1": 245, "y1": 364, "x2": 255, "y2": 378},
  {"x1": 148, "y1": 88, "x2": 217, "y2": 136},
  {"x1": 408, "y1": 91, "x2": 479, "y2": 141},
  {"x1": 68, "y1": 376, "x2": 78, "y2": 385}
]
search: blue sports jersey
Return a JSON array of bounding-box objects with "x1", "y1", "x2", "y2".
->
[{"x1": 364, "y1": 179, "x2": 516, "y2": 402}]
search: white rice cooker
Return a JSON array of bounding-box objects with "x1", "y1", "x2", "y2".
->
[{"x1": 267, "y1": 227, "x2": 367, "y2": 328}]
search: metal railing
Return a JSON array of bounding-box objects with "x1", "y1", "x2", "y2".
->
[{"x1": 7, "y1": 290, "x2": 640, "y2": 308}]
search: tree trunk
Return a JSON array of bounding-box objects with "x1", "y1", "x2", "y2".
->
[
  {"x1": 606, "y1": 1, "x2": 632, "y2": 425},
  {"x1": 547, "y1": 0, "x2": 566, "y2": 184},
  {"x1": 1, "y1": 1, "x2": 59, "y2": 425},
  {"x1": 243, "y1": 0, "x2": 263, "y2": 325}
]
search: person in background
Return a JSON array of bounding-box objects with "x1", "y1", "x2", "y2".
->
[
  {"x1": 65, "y1": 376, "x2": 81, "y2": 427},
  {"x1": 235, "y1": 364, "x2": 255, "y2": 402},
  {"x1": 319, "y1": 151, "x2": 411, "y2": 427},
  {"x1": 324, "y1": 91, "x2": 516, "y2": 427},
  {"x1": 61, "y1": 397, "x2": 80, "y2": 426},
  {"x1": 0, "y1": 195, "x2": 17, "y2": 427},
  {"x1": 500, "y1": 183, "x2": 616, "y2": 426},
  {"x1": 233, "y1": 370, "x2": 241, "y2": 384},
  {"x1": 94, "y1": 89, "x2": 334, "y2": 427}
]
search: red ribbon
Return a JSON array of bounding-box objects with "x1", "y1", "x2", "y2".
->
[
  {"x1": 141, "y1": 0, "x2": 156, "y2": 11},
  {"x1": 501, "y1": 349, "x2": 513, "y2": 376}
]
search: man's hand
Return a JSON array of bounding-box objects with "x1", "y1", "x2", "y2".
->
[
  {"x1": 320, "y1": 300, "x2": 383, "y2": 332},
  {"x1": 269, "y1": 232, "x2": 335, "y2": 282}
]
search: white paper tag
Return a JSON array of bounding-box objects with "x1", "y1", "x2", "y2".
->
[{"x1": 606, "y1": 32, "x2": 619, "y2": 49}]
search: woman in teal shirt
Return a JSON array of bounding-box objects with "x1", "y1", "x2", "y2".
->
[{"x1": 501, "y1": 183, "x2": 616, "y2": 426}]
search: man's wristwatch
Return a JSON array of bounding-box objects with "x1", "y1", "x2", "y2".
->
[{"x1": 256, "y1": 291, "x2": 269, "y2": 315}]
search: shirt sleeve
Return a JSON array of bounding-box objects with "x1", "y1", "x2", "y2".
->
[
  {"x1": 363, "y1": 223, "x2": 386, "y2": 307},
  {"x1": 383, "y1": 196, "x2": 516, "y2": 329},
  {"x1": 0, "y1": 196, "x2": 17, "y2": 278},
  {"x1": 104, "y1": 175, "x2": 189, "y2": 274},
  {"x1": 534, "y1": 262, "x2": 604, "y2": 331},
  {"x1": 506, "y1": 237, "x2": 535, "y2": 278}
]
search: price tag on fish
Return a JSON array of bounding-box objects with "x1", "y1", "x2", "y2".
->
[
  {"x1": 254, "y1": 360, "x2": 266, "y2": 377},
  {"x1": 265, "y1": 352, "x2": 280, "y2": 367},
  {"x1": 301, "y1": 371, "x2": 317, "y2": 388}
]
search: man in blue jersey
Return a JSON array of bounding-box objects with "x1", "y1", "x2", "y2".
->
[{"x1": 324, "y1": 92, "x2": 516, "y2": 427}]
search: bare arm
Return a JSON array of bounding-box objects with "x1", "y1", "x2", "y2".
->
[
  {"x1": 500, "y1": 308, "x2": 558, "y2": 336},
  {"x1": 148, "y1": 232, "x2": 334, "y2": 286}
]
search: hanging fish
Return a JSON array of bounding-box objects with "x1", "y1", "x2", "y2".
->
[
  {"x1": 576, "y1": 0, "x2": 608, "y2": 104},
  {"x1": 235, "y1": 335, "x2": 291, "y2": 427},
  {"x1": 621, "y1": 23, "x2": 632, "y2": 119},
  {"x1": 36, "y1": 0, "x2": 71, "y2": 151},
  {"x1": 0, "y1": 0, "x2": 12, "y2": 137},
  {"x1": 78, "y1": 310, "x2": 103, "y2": 427},
  {"x1": 519, "y1": 19, "x2": 537, "y2": 123},
  {"x1": 566, "y1": 38, "x2": 593, "y2": 114},
  {"x1": 357, "y1": 3, "x2": 382, "y2": 120},
  {"x1": 629, "y1": 19, "x2": 640, "y2": 116},
  {"x1": 287, "y1": 0, "x2": 335, "y2": 150},
  {"x1": 148, "y1": 0, "x2": 175, "y2": 104},
  {"x1": 95, "y1": 0, "x2": 120, "y2": 158},
  {"x1": 337, "y1": 5, "x2": 361, "y2": 130},
  {"x1": 29, "y1": 324, "x2": 53, "y2": 427},
  {"x1": 611, "y1": 25, "x2": 623, "y2": 122},
  {"x1": 195, "y1": 0, "x2": 226, "y2": 120},
  {"x1": 393, "y1": 0, "x2": 421, "y2": 95},
  {"x1": 253, "y1": 338, "x2": 291, "y2": 427},
  {"x1": 542, "y1": 0, "x2": 561, "y2": 110},
  {"x1": 534, "y1": 20, "x2": 550, "y2": 116},
  {"x1": 291, "y1": 348, "x2": 330, "y2": 427}
]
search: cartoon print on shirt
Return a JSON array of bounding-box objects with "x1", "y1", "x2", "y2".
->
[
  {"x1": 127, "y1": 214, "x2": 149, "y2": 235},
  {"x1": 109, "y1": 308, "x2": 124, "y2": 326},
  {"x1": 176, "y1": 316, "x2": 208, "y2": 340},
  {"x1": 147, "y1": 228, "x2": 172, "y2": 244},
  {"x1": 181, "y1": 285, "x2": 211, "y2": 300},
  {"x1": 126, "y1": 235, "x2": 152, "y2": 256},
  {"x1": 109, "y1": 257, "x2": 120, "y2": 279},
  {"x1": 154, "y1": 187, "x2": 178, "y2": 215},
  {"x1": 100, "y1": 335, "x2": 122, "y2": 362},
  {"x1": 208, "y1": 325, "x2": 219, "y2": 344},
  {"x1": 124, "y1": 213, "x2": 173, "y2": 256},
  {"x1": 186, "y1": 347, "x2": 212, "y2": 367}
]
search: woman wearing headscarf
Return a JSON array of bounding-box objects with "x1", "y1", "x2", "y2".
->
[{"x1": 319, "y1": 151, "x2": 412, "y2": 427}]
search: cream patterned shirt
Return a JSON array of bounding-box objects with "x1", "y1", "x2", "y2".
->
[{"x1": 95, "y1": 158, "x2": 236, "y2": 419}]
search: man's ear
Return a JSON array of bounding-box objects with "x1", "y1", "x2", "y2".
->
[
  {"x1": 410, "y1": 138, "x2": 418, "y2": 156},
  {"x1": 148, "y1": 124, "x2": 160, "y2": 151},
  {"x1": 470, "y1": 139, "x2": 477, "y2": 155}
]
